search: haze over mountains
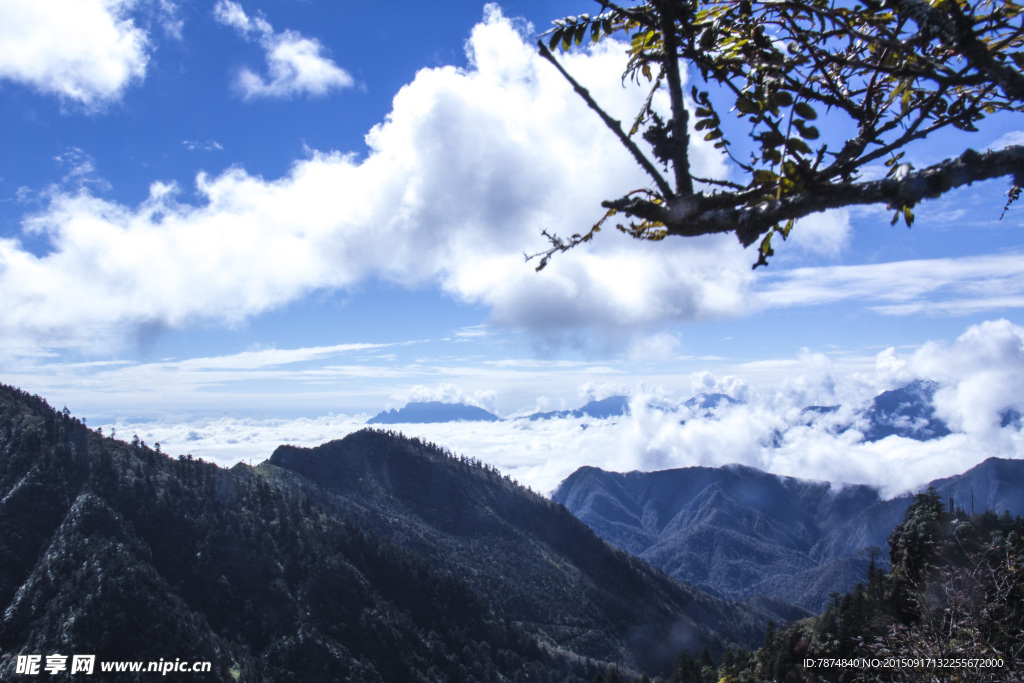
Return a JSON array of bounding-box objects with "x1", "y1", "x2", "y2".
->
[
  {"x1": 553, "y1": 457, "x2": 1024, "y2": 612},
  {"x1": 106, "y1": 366, "x2": 1024, "y2": 501},
  {"x1": 366, "y1": 380, "x2": 969, "y2": 447}
]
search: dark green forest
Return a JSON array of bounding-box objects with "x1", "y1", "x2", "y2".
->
[
  {"x1": 1, "y1": 381, "x2": 1022, "y2": 682},
  {"x1": 0, "y1": 385, "x2": 592, "y2": 681},
  {"x1": 670, "y1": 490, "x2": 1024, "y2": 682}
]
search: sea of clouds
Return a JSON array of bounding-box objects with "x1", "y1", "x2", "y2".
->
[{"x1": 108, "y1": 319, "x2": 1024, "y2": 499}]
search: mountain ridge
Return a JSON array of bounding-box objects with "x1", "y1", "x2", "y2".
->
[
  {"x1": 553, "y1": 456, "x2": 1024, "y2": 611},
  {"x1": 264, "y1": 430, "x2": 780, "y2": 672},
  {"x1": 0, "y1": 383, "x2": 776, "y2": 680},
  {"x1": 366, "y1": 400, "x2": 501, "y2": 424}
]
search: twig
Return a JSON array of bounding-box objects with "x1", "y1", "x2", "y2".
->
[{"x1": 537, "y1": 41, "x2": 674, "y2": 198}]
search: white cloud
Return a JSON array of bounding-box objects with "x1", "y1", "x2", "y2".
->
[
  {"x1": 0, "y1": 0, "x2": 149, "y2": 107},
  {"x1": 0, "y1": 7, "x2": 747, "y2": 353},
  {"x1": 154, "y1": 0, "x2": 183, "y2": 40},
  {"x1": 756, "y1": 254, "x2": 1024, "y2": 314},
  {"x1": 213, "y1": 0, "x2": 353, "y2": 99},
  {"x1": 988, "y1": 130, "x2": 1024, "y2": 150},
  {"x1": 627, "y1": 332, "x2": 682, "y2": 363},
  {"x1": 182, "y1": 140, "x2": 223, "y2": 152},
  {"x1": 401, "y1": 384, "x2": 498, "y2": 412},
  {"x1": 785, "y1": 209, "x2": 852, "y2": 257},
  {"x1": 22, "y1": 320, "x2": 1010, "y2": 498},
  {"x1": 3, "y1": 6, "x2": 1020, "y2": 358}
]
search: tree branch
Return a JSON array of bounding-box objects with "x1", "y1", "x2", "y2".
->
[
  {"x1": 654, "y1": 0, "x2": 693, "y2": 195},
  {"x1": 537, "y1": 41, "x2": 674, "y2": 198},
  {"x1": 618, "y1": 146, "x2": 1024, "y2": 246}
]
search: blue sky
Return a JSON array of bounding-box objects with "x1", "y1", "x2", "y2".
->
[{"x1": 2, "y1": 0, "x2": 1024, "y2": 494}]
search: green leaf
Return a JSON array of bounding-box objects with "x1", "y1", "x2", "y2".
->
[
  {"x1": 752, "y1": 170, "x2": 778, "y2": 184},
  {"x1": 787, "y1": 138, "x2": 812, "y2": 156},
  {"x1": 704, "y1": 129, "x2": 723, "y2": 140},
  {"x1": 736, "y1": 96, "x2": 759, "y2": 114},
  {"x1": 903, "y1": 205, "x2": 914, "y2": 227},
  {"x1": 793, "y1": 102, "x2": 818, "y2": 120},
  {"x1": 794, "y1": 120, "x2": 820, "y2": 140},
  {"x1": 574, "y1": 24, "x2": 587, "y2": 45},
  {"x1": 884, "y1": 152, "x2": 906, "y2": 167},
  {"x1": 700, "y1": 28, "x2": 717, "y2": 51},
  {"x1": 759, "y1": 230, "x2": 774, "y2": 256}
]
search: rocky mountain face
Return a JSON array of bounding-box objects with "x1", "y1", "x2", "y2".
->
[
  {"x1": 552, "y1": 457, "x2": 1024, "y2": 612},
  {"x1": 0, "y1": 384, "x2": 770, "y2": 681}
]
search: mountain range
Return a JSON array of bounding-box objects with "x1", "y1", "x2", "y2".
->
[
  {"x1": 522, "y1": 395, "x2": 632, "y2": 421},
  {"x1": 4, "y1": 379, "x2": 1020, "y2": 678},
  {"x1": 552, "y1": 456, "x2": 1024, "y2": 612},
  {"x1": 0, "y1": 384, "x2": 776, "y2": 680},
  {"x1": 366, "y1": 401, "x2": 501, "y2": 424},
  {"x1": 361, "y1": 380, "x2": 1003, "y2": 448}
]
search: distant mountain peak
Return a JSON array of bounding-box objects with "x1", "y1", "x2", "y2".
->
[
  {"x1": 684, "y1": 393, "x2": 740, "y2": 411},
  {"x1": 523, "y1": 395, "x2": 630, "y2": 421},
  {"x1": 554, "y1": 456, "x2": 1024, "y2": 612},
  {"x1": 366, "y1": 401, "x2": 500, "y2": 424},
  {"x1": 861, "y1": 379, "x2": 951, "y2": 442}
]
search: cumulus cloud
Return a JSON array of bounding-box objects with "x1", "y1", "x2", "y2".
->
[
  {"x1": 988, "y1": 130, "x2": 1024, "y2": 150},
  {"x1": 401, "y1": 384, "x2": 498, "y2": 412},
  {"x1": 1, "y1": 7, "x2": 747, "y2": 353},
  {"x1": 785, "y1": 209, "x2": 852, "y2": 257},
  {"x1": 0, "y1": 0, "x2": 149, "y2": 107},
  {"x1": 213, "y1": 0, "x2": 353, "y2": 99},
  {"x1": 903, "y1": 319, "x2": 1024, "y2": 434},
  {"x1": 450, "y1": 321, "x2": 1024, "y2": 496},
  {"x1": 4, "y1": 6, "x2": 1021, "y2": 358}
]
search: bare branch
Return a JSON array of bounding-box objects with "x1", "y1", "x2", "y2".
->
[{"x1": 537, "y1": 41, "x2": 674, "y2": 198}]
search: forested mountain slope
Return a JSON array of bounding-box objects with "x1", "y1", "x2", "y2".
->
[
  {"x1": 264, "y1": 432, "x2": 778, "y2": 674},
  {"x1": 710, "y1": 490, "x2": 1024, "y2": 682},
  {"x1": 0, "y1": 385, "x2": 578, "y2": 681},
  {"x1": 553, "y1": 458, "x2": 1024, "y2": 612},
  {"x1": 0, "y1": 384, "x2": 772, "y2": 680}
]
